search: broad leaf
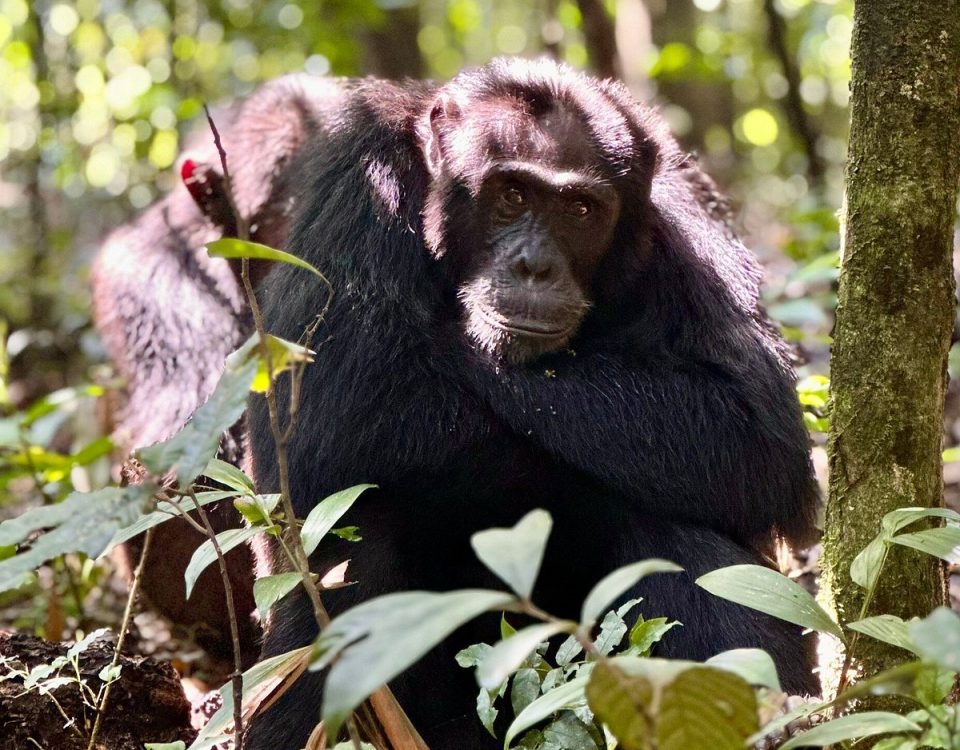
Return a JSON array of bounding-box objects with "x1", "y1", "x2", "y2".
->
[
  {"x1": 657, "y1": 666, "x2": 758, "y2": 750},
  {"x1": 505, "y1": 672, "x2": 592, "y2": 748},
  {"x1": 253, "y1": 572, "x2": 304, "y2": 618},
  {"x1": 696, "y1": 564, "x2": 843, "y2": 639},
  {"x1": 300, "y1": 484, "x2": 374, "y2": 557},
  {"x1": 207, "y1": 238, "x2": 326, "y2": 279},
  {"x1": 585, "y1": 661, "x2": 655, "y2": 750},
  {"x1": 104, "y1": 491, "x2": 238, "y2": 553},
  {"x1": 909, "y1": 607, "x2": 960, "y2": 671},
  {"x1": 881, "y1": 507, "x2": 960, "y2": 535},
  {"x1": 470, "y1": 509, "x2": 552, "y2": 599},
  {"x1": 477, "y1": 621, "x2": 573, "y2": 690},
  {"x1": 138, "y1": 348, "x2": 258, "y2": 485},
  {"x1": 890, "y1": 527, "x2": 960, "y2": 564},
  {"x1": 629, "y1": 617, "x2": 679, "y2": 656},
  {"x1": 185, "y1": 526, "x2": 265, "y2": 598},
  {"x1": 0, "y1": 484, "x2": 156, "y2": 592},
  {"x1": 846, "y1": 615, "x2": 919, "y2": 655},
  {"x1": 202, "y1": 458, "x2": 254, "y2": 495},
  {"x1": 579, "y1": 559, "x2": 681, "y2": 630},
  {"x1": 249, "y1": 333, "x2": 315, "y2": 392},
  {"x1": 705, "y1": 648, "x2": 781, "y2": 691},
  {"x1": 313, "y1": 589, "x2": 514, "y2": 741},
  {"x1": 779, "y1": 711, "x2": 921, "y2": 749},
  {"x1": 850, "y1": 534, "x2": 887, "y2": 590}
]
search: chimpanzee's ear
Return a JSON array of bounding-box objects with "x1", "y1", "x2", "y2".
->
[
  {"x1": 180, "y1": 158, "x2": 238, "y2": 235},
  {"x1": 424, "y1": 93, "x2": 462, "y2": 177}
]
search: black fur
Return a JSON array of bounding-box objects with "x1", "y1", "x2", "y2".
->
[{"x1": 246, "y1": 59, "x2": 819, "y2": 749}]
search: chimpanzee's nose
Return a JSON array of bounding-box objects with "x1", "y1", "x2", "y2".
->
[{"x1": 511, "y1": 249, "x2": 555, "y2": 283}]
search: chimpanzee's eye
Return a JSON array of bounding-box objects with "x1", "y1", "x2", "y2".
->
[
  {"x1": 502, "y1": 186, "x2": 526, "y2": 207},
  {"x1": 568, "y1": 198, "x2": 591, "y2": 217}
]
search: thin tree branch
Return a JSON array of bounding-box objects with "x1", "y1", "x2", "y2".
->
[{"x1": 762, "y1": 0, "x2": 825, "y2": 184}]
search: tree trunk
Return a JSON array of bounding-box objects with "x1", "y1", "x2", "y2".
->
[
  {"x1": 822, "y1": 0, "x2": 960, "y2": 686},
  {"x1": 361, "y1": 5, "x2": 423, "y2": 80}
]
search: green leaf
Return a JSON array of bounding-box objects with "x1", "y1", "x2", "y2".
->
[
  {"x1": 505, "y1": 672, "x2": 591, "y2": 748},
  {"x1": 476, "y1": 686, "x2": 499, "y2": 737},
  {"x1": 184, "y1": 527, "x2": 264, "y2": 598},
  {"x1": 137, "y1": 349, "x2": 258, "y2": 485},
  {"x1": 511, "y1": 667, "x2": 542, "y2": 716},
  {"x1": 850, "y1": 534, "x2": 887, "y2": 590},
  {"x1": 477, "y1": 622, "x2": 573, "y2": 690},
  {"x1": 705, "y1": 648, "x2": 781, "y2": 691},
  {"x1": 470, "y1": 509, "x2": 552, "y2": 599},
  {"x1": 890, "y1": 527, "x2": 960, "y2": 564},
  {"x1": 253, "y1": 572, "x2": 304, "y2": 619},
  {"x1": 778, "y1": 711, "x2": 922, "y2": 749},
  {"x1": 881, "y1": 507, "x2": 960, "y2": 535},
  {"x1": 838, "y1": 662, "x2": 939, "y2": 703},
  {"x1": 908, "y1": 607, "x2": 960, "y2": 671},
  {"x1": 541, "y1": 711, "x2": 597, "y2": 750},
  {"x1": 300, "y1": 484, "x2": 374, "y2": 557},
  {"x1": 104, "y1": 491, "x2": 238, "y2": 554},
  {"x1": 846, "y1": 615, "x2": 919, "y2": 655},
  {"x1": 313, "y1": 589, "x2": 514, "y2": 741},
  {"x1": 249, "y1": 333, "x2": 316, "y2": 392},
  {"x1": 657, "y1": 666, "x2": 758, "y2": 750},
  {"x1": 696, "y1": 564, "x2": 843, "y2": 639},
  {"x1": 579, "y1": 559, "x2": 682, "y2": 630},
  {"x1": 456, "y1": 643, "x2": 493, "y2": 669},
  {"x1": 594, "y1": 610, "x2": 628, "y2": 656},
  {"x1": 202, "y1": 458, "x2": 254, "y2": 495},
  {"x1": 0, "y1": 485, "x2": 156, "y2": 592},
  {"x1": 629, "y1": 617, "x2": 679, "y2": 656},
  {"x1": 189, "y1": 646, "x2": 313, "y2": 750},
  {"x1": 585, "y1": 661, "x2": 655, "y2": 750},
  {"x1": 146, "y1": 743, "x2": 186, "y2": 750},
  {"x1": 747, "y1": 699, "x2": 827, "y2": 747},
  {"x1": 206, "y1": 238, "x2": 326, "y2": 279}
]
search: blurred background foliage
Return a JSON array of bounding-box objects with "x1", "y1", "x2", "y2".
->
[{"x1": 0, "y1": 0, "x2": 852, "y2": 640}]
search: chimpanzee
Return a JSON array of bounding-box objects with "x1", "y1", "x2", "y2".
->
[
  {"x1": 91, "y1": 74, "x2": 349, "y2": 662},
  {"x1": 243, "y1": 58, "x2": 820, "y2": 749}
]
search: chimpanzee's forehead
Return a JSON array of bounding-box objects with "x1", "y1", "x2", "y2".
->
[{"x1": 465, "y1": 96, "x2": 610, "y2": 172}]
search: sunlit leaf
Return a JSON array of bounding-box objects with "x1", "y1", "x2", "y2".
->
[
  {"x1": 696, "y1": 564, "x2": 843, "y2": 639},
  {"x1": 184, "y1": 526, "x2": 265, "y2": 598},
  {"x1": 470, "y1": 509, "x2": 552, "y2": 599},
  {"x1": 207, "y1": 238, "x2": 326, "y2": 278},
  {"x1": 779, "y1": 711, "x2": 921, "y2": 749},
  {"x1": 137, "y1": 348, "x2": 258, "y2": 485},
  {"x1": 477, "y1": 621, "x2": 573, "y2": 690},
  {"x1": 908, "y1": 607, "x2": 960, "y2": 671},
  {"x1": 253, "y1": 572, "x2": 304, "y2": 618},
  {"x1": 580, "y1": 559, "x2": 681, "y2": 630},
  {"x1": 890, "y1": 527, "x2": 960, "y2": 564},
  {"x1": 704, "y1": 648, "x2": 781, "y2": 691},
  {"x1": 314, "y1": 589, "x2": 514, "y2": 741},
  {"x1": 846, "y1": 615, "x2": 919, "y2": 655},
  {"x1": 300, "y1": 484, "x2": 374, "y2": 557},
  {"x1": 0, "y1": 484, "x2": 156, "y2": 592}
]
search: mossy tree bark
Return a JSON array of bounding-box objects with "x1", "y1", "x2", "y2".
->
[{"x1": 822, "y1": 0, "x2": 960, "y2": 685}]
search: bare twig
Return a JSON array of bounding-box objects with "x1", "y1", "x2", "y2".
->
[
  {"x1": 575, "y1": 0, "x2": 620, "y2": 79},
  {"x1": 189, "y1": 488, "x2": 248, "y2": 749},
  {"x1": 762, "y1": 0, "x2": 825, "y2": 184},
  {"x1": 86, "y1": 526, "x2": 155, "y2": 750}
]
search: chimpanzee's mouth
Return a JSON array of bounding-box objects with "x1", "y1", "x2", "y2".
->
[{"x1": 477, "y1": 307, "x2": 573, "y2": 339}]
